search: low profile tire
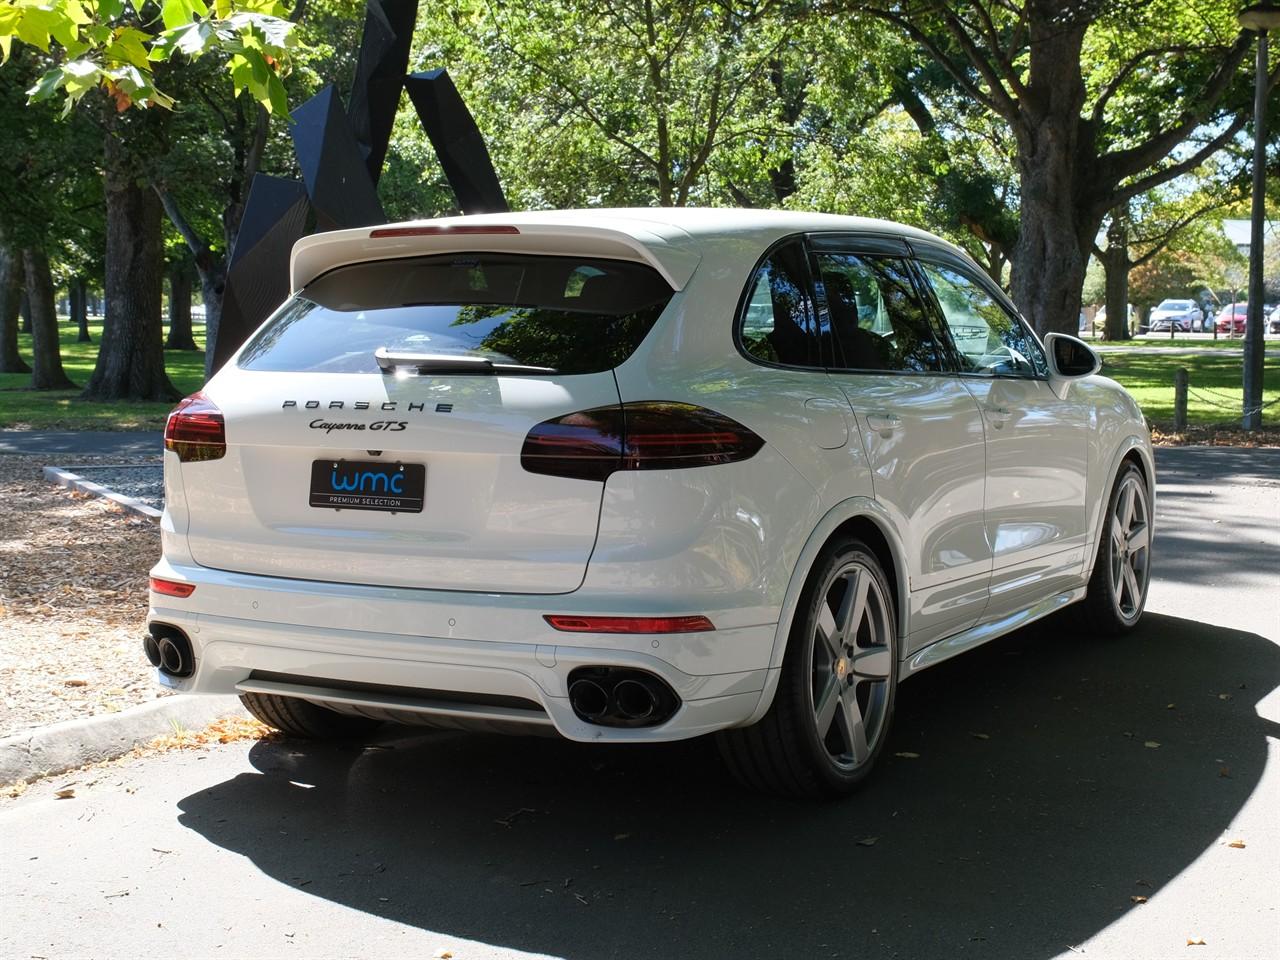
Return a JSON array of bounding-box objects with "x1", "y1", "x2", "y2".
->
[
  {"x1": 1076, "y1": 462, "x2": 1152, "y2": 635},
  {"x1": 239, "y1": 692, "x2": 383, "y2": 739},
  {"x1": 718, "y1": 537, "x2": 898, "y2": 799}
]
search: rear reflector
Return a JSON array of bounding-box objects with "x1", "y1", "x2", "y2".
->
[
  {"x1": 164, "y1": 392, "x2": 225, "y2": 463},
  {"x1": 544, "y1": 615, "x2": 715, "y2": 634},
  {"x1": 368, "y1": 225, "x2": 521, "y2": 238},
  {"x1": 150, "y1": 577, "x2": 195, "y2": 598},
  {"x1": 521, "y1": 402, "x2": 762, "y2": 482}
]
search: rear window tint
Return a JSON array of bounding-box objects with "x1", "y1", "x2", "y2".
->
[{"x1": 237, "y1": 253, "x2": 674, "y2": 375}]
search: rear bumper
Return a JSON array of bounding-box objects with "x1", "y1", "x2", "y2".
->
[{"x1": 147, "y1": 559, "x2": 776, "y2": 743}]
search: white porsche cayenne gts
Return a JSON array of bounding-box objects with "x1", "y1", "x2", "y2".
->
[{"x1": 148, "y1": 208, "x2": 1154, "y2": 798}]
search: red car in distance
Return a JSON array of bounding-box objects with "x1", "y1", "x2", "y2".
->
[{"x1": 1215, "y1": 303, "x2": 1249, "y2": 336}]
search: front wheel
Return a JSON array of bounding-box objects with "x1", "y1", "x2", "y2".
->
[
  {"x1": 718, "y1": 538, "x2": 897, "y2": 799},
  {"x1": 1076, "y1": 462, "x2": 1152, "y2": 634}
]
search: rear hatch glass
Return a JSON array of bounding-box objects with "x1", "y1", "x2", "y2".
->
[{"x1": 237, "y1": 252, "x2": 673, "y2": 375}]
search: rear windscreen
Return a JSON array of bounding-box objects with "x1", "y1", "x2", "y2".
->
[{"x1": 237, "y1": 253, "x2": 674, "y2": 375}]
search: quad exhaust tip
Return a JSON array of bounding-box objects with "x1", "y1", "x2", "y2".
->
[
  {"x1": 567, "y1": 668, "x2": 678, "y2": 727},
  {"x1": 144, "y1": 626, "x2": 195, "y2": 679}
]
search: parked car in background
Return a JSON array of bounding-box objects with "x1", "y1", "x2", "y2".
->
[
  {"x1": 1268, "y1": 305, "x2": 1280, "y2": 335},
  {"x1": 1148, "y1": 299, "x2": 1203, "y2": 333},
  {"x1": 1216, "y1": 303, "x2": 1249, "y2": 336},
  {"x1": 148, "y1": 208, "x2": 1155, "y2": 799}
]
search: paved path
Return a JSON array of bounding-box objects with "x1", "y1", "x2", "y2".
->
[
  {"x1": 0, "y1": 430, "x2": 162, "y2": 457},
  {"x1": 1, "y1": 447, "x2": 1277, "y2": 960}
]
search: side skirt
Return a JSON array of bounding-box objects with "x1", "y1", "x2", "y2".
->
[{"x1": 899, "y1": 587, "x2": 1086, "y2": 679}]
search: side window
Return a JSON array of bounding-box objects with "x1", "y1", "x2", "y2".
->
[
  {"x1": 739, "y1": 240, "x2": 820, "y2": 367},
  {"x1": 919, "y1": 262, "x2": 1048, "y2": 378},
  {"x1": 815, "y1": 252, "x2": 944, "y2": 373}
]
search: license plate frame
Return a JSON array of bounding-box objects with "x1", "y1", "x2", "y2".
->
[{"x1": 309, "y1": 459, "x2": 425, "y2": 514}]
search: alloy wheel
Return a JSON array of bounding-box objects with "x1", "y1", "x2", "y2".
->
[
  {"x1": 1108, "y1": 473, "x2": 1151, "y2": 622},
  {"x1": 808, "y1": 560, "x2": 893, "y2": 769}
]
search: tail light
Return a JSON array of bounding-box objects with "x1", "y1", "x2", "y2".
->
[
  {"x1": 521, "y1": 402, "x2": 763, "y2": 481},
  {"x1": 150, "y1": 577, "x2": 195, "y2": 598},
  {"x1": 165, "y1": 392, "x2": 225, "y2": 463}
]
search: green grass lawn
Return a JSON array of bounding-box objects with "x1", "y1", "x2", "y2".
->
[
  {"x1": 0, "y1": 320, "x2": 207, "y2": 430},
  {"x1": 0, "y1": 319, "x2": 1275, "y2": 431},
  {"x1": 1101, "y1": 349, "x2": 1279, "y2": 427}
]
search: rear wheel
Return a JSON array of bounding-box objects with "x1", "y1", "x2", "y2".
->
[
  {"x1": 240, "y1": 692, "x2": 383, "y2": 739},
  {"x1": 1076, "y1": 462, "x2": 1151, "y2": 635},
  {"x1": 718, "y1": 538, "x2": 897, "y2": 799}
]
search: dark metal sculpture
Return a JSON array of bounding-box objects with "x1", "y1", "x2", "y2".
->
[
  {"x1": 212, "y1": 0, "x2": 509, "y2": 370},
  {"x1": 212, "y1": 177, "x2": 311, "y2": 372},
  {"x1": 347, "y1": 0, "x2": 418, "y2": 184},
  {"x1": 406, "y1": 69, "x2": 509, "y2": 215}
]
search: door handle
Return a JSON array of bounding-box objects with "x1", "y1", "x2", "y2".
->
[
  {"x1": 865, "y1": 412, "x2": 901, "y2": 435},
  {"x1": 986, "y1": 405, "x2": 1012, "y2": 428}
]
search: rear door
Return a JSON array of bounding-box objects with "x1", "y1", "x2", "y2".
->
[
  {"x1": 182, "y1": 252, "x2": 674, "y2": 594},
  {"x1": 812, "y1": 235, "x2": 991, "y2": 651}
]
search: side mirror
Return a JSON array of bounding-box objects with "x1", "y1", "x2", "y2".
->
[{"x1": 1044, "y1": 333, "x2": 1101, "y2": 380}]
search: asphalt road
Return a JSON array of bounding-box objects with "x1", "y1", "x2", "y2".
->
[{"x1": 2, "y1": 447, "x2": 1277, "y2": 960}]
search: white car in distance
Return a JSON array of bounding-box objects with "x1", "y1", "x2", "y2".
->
[{"x1": 149, "y1": 209, "x2": 1155, "y2": 798}]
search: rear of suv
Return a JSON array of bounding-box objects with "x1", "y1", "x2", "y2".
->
[{"x1": 150, "y1": 211, "x2": 810, "y2": 749}]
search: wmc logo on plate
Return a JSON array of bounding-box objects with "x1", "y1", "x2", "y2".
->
[{"x1": 308, "y1": 460, "x2": 426, "y2": 513}]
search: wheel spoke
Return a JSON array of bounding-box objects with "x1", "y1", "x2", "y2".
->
[
  {"x1": 816, "y1": 600, "x2": 842, "y2": 661},
  {"x1": 840, "y1": 689, "x2": 870, "y2": 764},
  {"x1": 813, "y1": 675, "x2": 841, "y2": 738},
  {"x1": 1127, "y1": 522, "x2": 1149, "y2": 554},
  {"x1": 851, "y1": 647, "x2": 891, "y2": 679},
  {"x1": 1120, "y1": 483, "x2": 1136, "y2": 529},
  {"x1": 1110, "y1": 513, "x2": 1125, "y2": 549},
  {"x1": 1123, "y1": 564, "x2": 1141, "y2": 611},
  {"x1": 836, "y1": 570, "x2": 870, "y2": 646}
]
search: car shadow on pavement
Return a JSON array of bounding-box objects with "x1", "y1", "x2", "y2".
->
[{"x1": 177, "y1": 613, "x2": 1278, "y2": 960}]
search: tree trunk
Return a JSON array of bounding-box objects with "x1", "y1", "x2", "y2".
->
[
  {"x1": 81, "y1": 122, "x2": 178, "y2": 402},
  {"x1": 19, "y1": 292, "x2": 31, "y2": 333},
  {"x1": 24, "y1": 247, "x2": 76, "y2": 390},
  {"x1": 166, "y1": 268, "x2": 198, "y2": 350},
  {"x1": 1008, "y1": 15, "x2": 1100, "y2": 337},
  {"x1": 199, "y1": 269, "x2": 224, "y2": 378},
  {"x1": 0, "y1": 245, "x2": 31, "y2": 374},
  {"x1": 1100, "y1": 206, "x2": 1130, "y2": 341},
  {"x1": 71, "y1": 276, "x2": 92, "y2": 342}
]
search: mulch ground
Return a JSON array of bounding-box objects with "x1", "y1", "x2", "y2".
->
[{"x1": 0, "y1": 455, "x2": 168, "y2": 739}]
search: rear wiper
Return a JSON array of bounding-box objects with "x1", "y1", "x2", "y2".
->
[{"x1": 374, "y1": 348, "x2": 557, "y2": 376}]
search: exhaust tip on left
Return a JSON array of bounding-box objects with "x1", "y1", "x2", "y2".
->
[{"x1": 145, "y1": 626, "x2": 194, "y2": 678}]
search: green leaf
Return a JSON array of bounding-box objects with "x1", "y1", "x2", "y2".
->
[
  {"x1": 265, "y1": 68, "x2": 287, "y2": 115},
  {"x1": 0, "y1": 35, "x2": 13, "y2": 63},
  {"x1": 161, "y1": 0, "x2": 193, "y2": 31},
  {"x1": 97, "y1": 0, "x2": 125, "y2": 20},
  {"x1": 15, "y1": 7, "x2": 57, "y2": 52},
  {"x1": 26, "y1": 68, "x2": 65, "y2": 102},
  {"x1": 106, "y1": 26, "x2": 152, "y2": 70}
]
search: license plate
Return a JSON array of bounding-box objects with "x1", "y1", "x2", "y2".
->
[{"x1": 309, "y1": 459, "x2": 425, "y2": 513}]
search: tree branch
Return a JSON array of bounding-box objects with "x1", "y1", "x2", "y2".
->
[{"x1": 1099, "y1": 32, "x2": 1255, "y2": 183}]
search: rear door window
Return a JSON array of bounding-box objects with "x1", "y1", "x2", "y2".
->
[
  {"x1": 237, "y1": 253, "x2": 674, "y2": 375},
  {"x1": 813, "y1": 252, "x2": 945, "y2": 373}
]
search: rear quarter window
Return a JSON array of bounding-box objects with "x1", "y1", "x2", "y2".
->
[{"x1": 237, "y1": 253, "x2": 674, "y2": 375}]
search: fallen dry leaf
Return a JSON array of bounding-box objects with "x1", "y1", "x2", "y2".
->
[
  {"x1": 1219, "y1": 765, "x2": 1232, "y2": 778},
  {"x1": 1218, "y1": 693, "x2": 1233, "y2": 701},
  {"x1": 63, "y1": 678, "x2": 88, "y2": 688},
  {"x1": 1144, "y1": 741, "x2": 1161, "y2": 749},
  {"x1": 54, "y1": 788, "x2": 75, "y2": 799},
  {"x1": 856, "y1": 837, "x2": 878, "y2": 846},
  {"x1": 1130, "y1": 895, "x2": 1148, "y2": 904},
  {"x1": 1227, "y1": 840, "x2": 1246, "y2": 849},
  {"x1": 970, "y1": 732, "x2": 990, "y2": 740},
  {"x1": 893, "y1": 751, "x2": 921, "y2": 759},
  {"x1": 433, "y1": 951, "x2": 453, "y2": 959},
  {"x1": 1187, "y1": 938, "x2": 1206, "y2": 946}
]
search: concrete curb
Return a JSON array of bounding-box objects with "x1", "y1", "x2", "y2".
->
[
  {"x1": 42, "y1": 465, "x2": 162, "y2": 522},
  {"x1": 0, "y1": 695, "x2": 247, "y2": 786}
]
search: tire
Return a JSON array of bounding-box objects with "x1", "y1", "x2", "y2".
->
[
  {"x1": 1075, "y1": 462, "x2": 1152, "y2": 635},
  {"x1": 718, "y1": 537, "x2": 898, "y2": 799},
  {"x1": 239, "y1": 692, "x2": 383, "y2": 739}
]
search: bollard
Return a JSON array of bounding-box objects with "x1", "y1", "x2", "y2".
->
[{"x1": 1174, "y1": 367, "x2": 1188, "y2": 432}]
